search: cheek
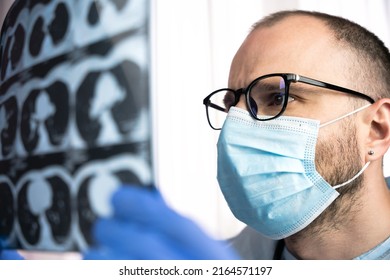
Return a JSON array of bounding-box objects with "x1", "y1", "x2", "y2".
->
[
  {"x1": 314, "y1": 124, "x2": 346, "y2": 175},
  {"x1": 314, "y1": 122, "x2": 363, "y2": 183},
  {"x1": 314, "y1": 134, "x2": 332, "y2": 175}
]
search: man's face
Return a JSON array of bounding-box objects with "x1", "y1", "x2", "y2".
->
[
  {"x1": 229, "y1": 16, "x2": 357, "y2": 122},
  {"x1": 228, "y1": 15, "x2": 366, "y2": 233}
]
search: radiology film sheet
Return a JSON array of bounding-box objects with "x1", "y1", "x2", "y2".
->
[{"x1": 0, "y1": 0, "x2": 153, "y2": 251}]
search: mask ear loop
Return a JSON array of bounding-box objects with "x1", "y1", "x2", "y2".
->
[
  {"x1": 333, "y1": 161, "x2": 370, "y2": 189},
  {"x1": 319, "y1": 104, "x2": 371, "y2": 128},
  {"x1": 318, "y1": 104, "x2": 372, "y2": 189}
]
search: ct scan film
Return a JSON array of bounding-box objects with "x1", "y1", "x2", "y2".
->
[{"x1": 0, "y1": 0, "x2": 153, "y2": 251}]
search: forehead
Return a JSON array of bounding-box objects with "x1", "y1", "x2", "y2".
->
[{"x1": 228, "y1": 15, "x2": 352, "y2": 88}]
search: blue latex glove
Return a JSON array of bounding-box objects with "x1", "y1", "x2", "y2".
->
[
  {"x1": 0, "y1": 250, "x2": 23, "y2": 260},
  {"x1": 0, "y1": 245, "x2": 24, "y2": 260},
  {"x1": 83, "y1": 186, "x2": 240, "y2": 260}
]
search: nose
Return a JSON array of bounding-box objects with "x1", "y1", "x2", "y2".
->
[{"x1": 234, "y1": 89, "x2": 247, "y2": 109}]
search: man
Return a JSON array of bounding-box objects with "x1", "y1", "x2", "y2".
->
[
  {"x1": 82, "y1": 10, "x2": 390, "y2": 260},
  {"x1": 2, "y1": 10, "x2": 390, "y2": 260},
  {"x1": 211, "y1": 10, "x2": 390, "y2": 259}
]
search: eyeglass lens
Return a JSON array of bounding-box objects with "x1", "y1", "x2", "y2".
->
[
  {"x1": 206, "y1": 89, "x2": 235, "y2": 130},
  {"x1": 207, "y1": 75, "x2": 287, "y2": 129}
]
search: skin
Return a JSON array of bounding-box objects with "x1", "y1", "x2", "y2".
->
[{"x1": 229, "y1": 15, "x2": 390, "y2": 259}]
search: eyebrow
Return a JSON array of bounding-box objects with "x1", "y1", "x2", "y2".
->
[
  {"x1": 289, "y1": 83, "x2": 332, "y2": 96},
  {"x1": 253, "y1": 81, "x2": 285, "y2": 91}
]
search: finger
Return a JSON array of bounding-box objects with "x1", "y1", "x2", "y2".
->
[
  {"x1": 111, "y1": 186, "x2": 167, "y2": 224},
  {"x1": 111, "y1": 187, "x2": 203, "y2": 240},
  {"x1": 92, "y1": 218, "x2": 187, "y2": 259},
  {"x1": 110, "y1": 186, "x2": 238, "y2": 259},
  {"x1": 0, "y1": 250, "x2": 24, "y2": 260}
]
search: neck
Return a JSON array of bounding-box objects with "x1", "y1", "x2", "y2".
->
[{"x1": 284, "y1": 172, "x2": 390, "y2": 259}]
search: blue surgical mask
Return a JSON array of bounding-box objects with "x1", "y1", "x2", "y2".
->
[{"x1": 217, "y1": 106, "x2": 370, "y2": 240}]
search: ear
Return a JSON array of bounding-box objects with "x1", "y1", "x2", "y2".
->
[{"x1": 365, "y1": 98, "x2": 390, "y2": 161}]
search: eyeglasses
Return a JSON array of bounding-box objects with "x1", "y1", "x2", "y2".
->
[{"x1": 203, "y1": 73, "x2": 375, "y2": 130}]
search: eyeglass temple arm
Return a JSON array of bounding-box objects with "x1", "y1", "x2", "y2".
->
[
  {"x1": 206, "y1": 101, "x2": 226, "y2": 113},
  {"x1": 296, "y1": 75, "x2": 375, "y2": 104}
]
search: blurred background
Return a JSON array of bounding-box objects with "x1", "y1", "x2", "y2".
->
[{"x1": 1, "y1": 0, "x2": 390, "y2": 241}]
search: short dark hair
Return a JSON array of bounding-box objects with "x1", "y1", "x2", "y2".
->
[{"x1": 252, "y1": 10, "x2": 390, "y2": 100}]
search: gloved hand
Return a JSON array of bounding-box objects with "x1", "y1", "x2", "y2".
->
[
  {"x1": 83, "y1": 185, "x2": 240, "y2": 260},
  {"x1": 0, "y1": 250, "x2": 24, "y2": 260},
  {"x1": 0, "y1": 246, "x2": 24, "y2": 260}
]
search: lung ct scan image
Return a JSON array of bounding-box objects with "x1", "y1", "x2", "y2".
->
[{"x1": 0, "y1": 0, "x2": 153, "y2": 251}]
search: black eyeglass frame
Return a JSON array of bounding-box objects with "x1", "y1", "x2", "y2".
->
[{"x1": 203, "y1": 73, "x2": 375, "y2": 130}]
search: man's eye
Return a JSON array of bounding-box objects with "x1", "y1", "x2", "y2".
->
[
  {"x1": 267, "y1": 93, "x2": 295, "y2": 106},
  {"x1": 265, "y1": 93, "x2": 284, "y2": 106},
  {"x1": 272, "y1": 93, "x2": 284, "y2": 106}
]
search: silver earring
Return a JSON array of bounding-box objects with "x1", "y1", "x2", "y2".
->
[{"x1": 368, "y1": 150, "x2": 374, "y2": 155}]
